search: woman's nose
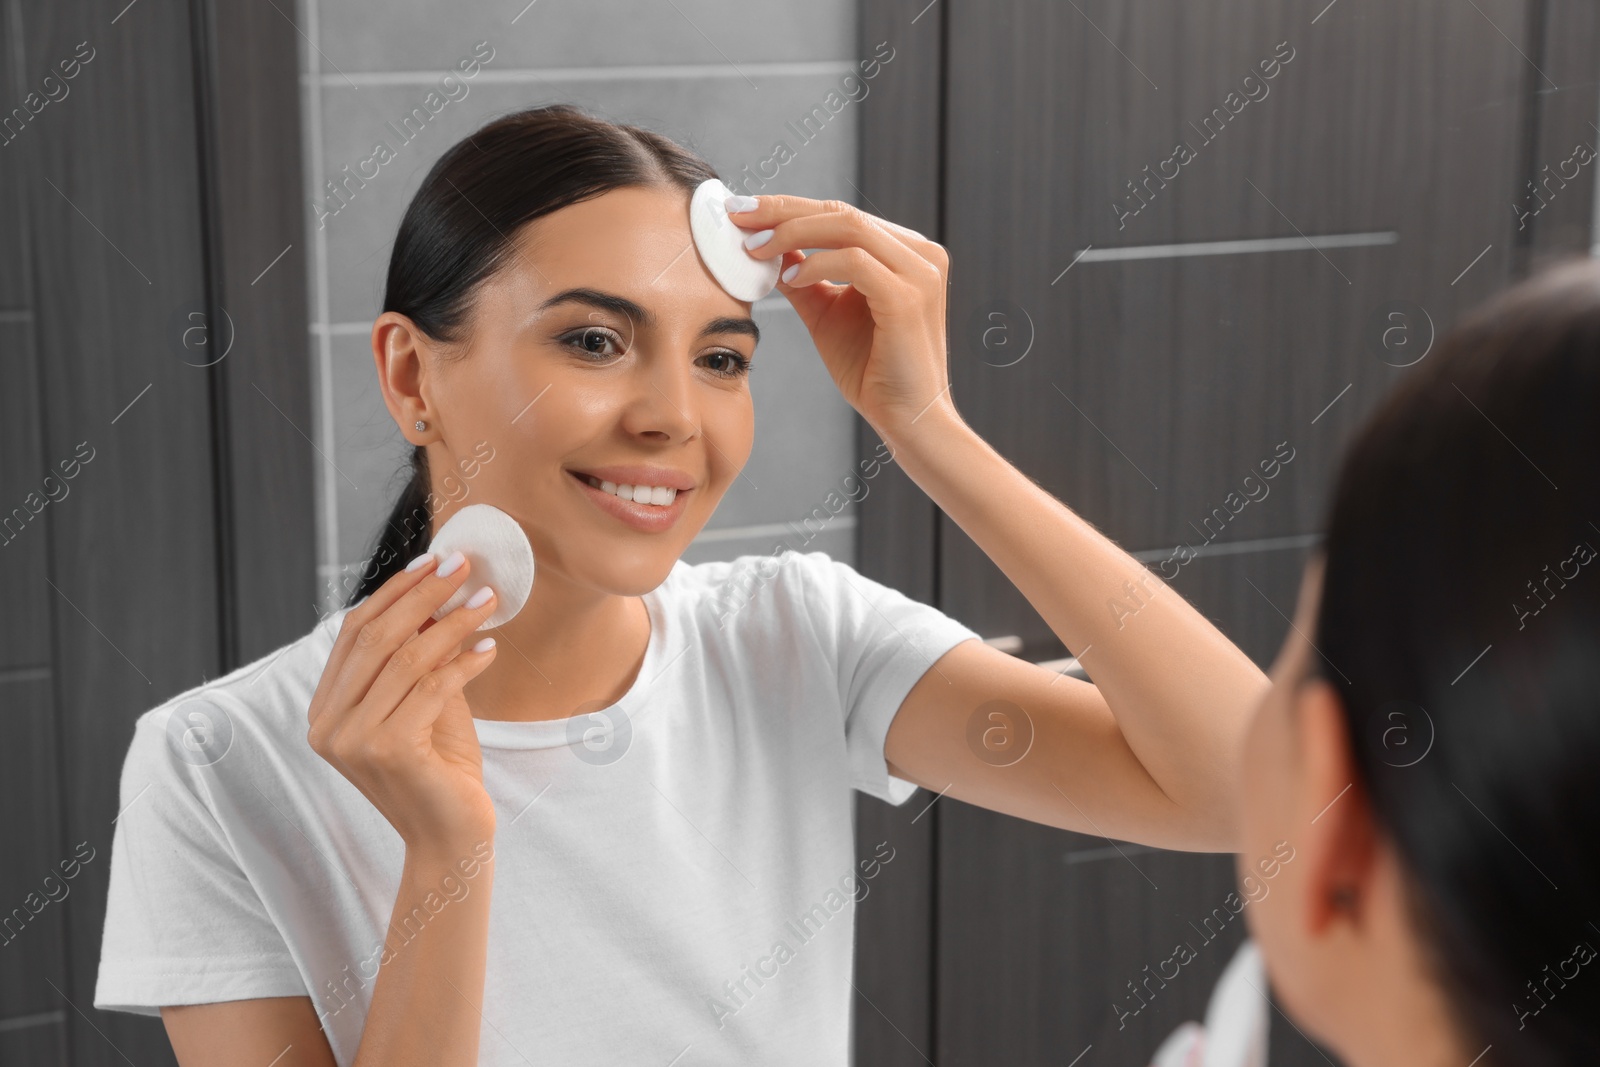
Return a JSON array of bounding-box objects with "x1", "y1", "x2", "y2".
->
[{"x1": 621, "y1": 349, "x2": 700, "y2": 441}]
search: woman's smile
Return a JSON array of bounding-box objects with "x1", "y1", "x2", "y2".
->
[{"x1": 565, "y1": 465, "x2": 695, "y2": 533}]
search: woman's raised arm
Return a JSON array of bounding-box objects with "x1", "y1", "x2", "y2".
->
[{"x1": 726, "y1": 194, "x2": 1266, "y2": 851}]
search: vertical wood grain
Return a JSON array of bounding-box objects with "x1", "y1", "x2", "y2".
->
[
  {"x1": 852, "y1": 0, "x2": 950, "y2": 1064},
  {"x1": 10, "y1": 0, "x2": 312, "y2": 1062}
]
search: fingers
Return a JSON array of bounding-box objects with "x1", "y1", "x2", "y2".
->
[
  {"x1": 775, "y1": 246, "x2": 905, "y2": 313},
  {"x1": 311, "y1": 629, "x2": 496, "y2": 820},
  {"x1": 316, "y1": 551, "x2": 476, "y2": 730},
  {"x1": 738, "y1": 203, "x2": 926, "y2": 277},
  {"x1": 308, "y1": 551, "x2": 441, "y2": 726},
  {"x1": 728, "y1": 194, "x2": 947, "y2": 279},
  {"x1": 385, "y1": 639, "x2": 498, "y2": 740},
  {"x1": 356, "y1": 584, "x2": 499, "y2": 731},
  {"x1": 878, "y1": 218, "x2": 932, "y2": 246}
]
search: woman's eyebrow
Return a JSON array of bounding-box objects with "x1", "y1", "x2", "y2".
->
[
  {"x1": 536, "y1": 287, "x2": 759, "y2": 344},
  {"x1": 537, "y1": 288, "x2": 655, "y2": 328},
  {"x1": 705, "y1": 316, "x2": 760, "y2": 344}
]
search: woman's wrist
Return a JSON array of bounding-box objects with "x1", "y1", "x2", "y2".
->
[
  {"x1": 401, "y1": 830, "x2": 497, "y2": 877},
  {"x1": 869, "y1": 400, "x2": 985, "y2": 488},
  {"x1": 354, "y1": 831, "x2": 495, "y2": 1067},
  {"x1": 394, "y1": 795, "x2": 497, "y2": 858},
  {"x1": 869, "y1": 397, "x2": 971, "y2": 457}
]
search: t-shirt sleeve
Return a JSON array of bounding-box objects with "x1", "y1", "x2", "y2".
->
[
  {"x1": 94, "y1": 695, "x2": 306, "y2": 1015},
  {"x1": 789, "y1": 550, "x2": 983, "y2": 806}
]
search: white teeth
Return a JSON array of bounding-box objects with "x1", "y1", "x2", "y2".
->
[{"x1": 584, "y1": 474, "x2": 678, "y2": 506}]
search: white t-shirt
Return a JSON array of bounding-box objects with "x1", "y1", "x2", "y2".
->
[{"x1": 94, "y1": 549, "x2": 981, "y2": 1065}]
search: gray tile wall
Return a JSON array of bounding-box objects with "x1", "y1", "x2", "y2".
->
[{"x1": 294, "y1": 0, "x2": 868, "y2": 614}]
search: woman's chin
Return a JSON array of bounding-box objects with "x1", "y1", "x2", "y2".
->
[{"x1": 552, "y1": 543, "x2": 688, "y2": 597}]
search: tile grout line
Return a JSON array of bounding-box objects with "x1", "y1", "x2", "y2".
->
[
  {"x1": 303, "y1": 59, "x2": 860, "y2": 88},
  {"x1": 299, "y1": 0, "x2": 341, "y2": 615}
]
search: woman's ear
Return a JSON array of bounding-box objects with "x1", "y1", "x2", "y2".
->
[
  {"x1": 372, "y1": 311, "x2": 433, "y2": 444},
  {"x1": 1295, "y1": 677, "x2": 1379, "y2": 938}
]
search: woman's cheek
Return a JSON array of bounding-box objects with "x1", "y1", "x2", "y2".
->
[
  {"x1": 702, "y1": 399, "x2": 757, "y2": 491},
  {"x1": 1238, "y1": 695, "x2": 1297, "y2": 951},
  {"x1": 1236, "y1": 696, "x2": 1282, "y2": 900},
  {"x1": 1235, "y1": 710, "x2": 1270, "y2": 894}
]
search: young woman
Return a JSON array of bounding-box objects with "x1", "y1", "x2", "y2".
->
[
  {"x1": 93, "y1": 103, "x2": 1268, "y2": 1065},
  {"x1": 1230, "y1": 257, "x2": 1599, "y2": 1067}
]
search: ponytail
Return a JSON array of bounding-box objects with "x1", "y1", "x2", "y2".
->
[{"x1": 345, "y1": 445, "x2": 434, "y2": 608}]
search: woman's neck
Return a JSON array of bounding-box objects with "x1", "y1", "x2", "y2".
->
[
  {"x1": 458, "y1": 570, "x2": 651, "y2": 723},
  {"x1": 1330, "y1": 932, "x2": 1483, "y2": 1067},
  {"x1": 1343, "y1": 1001, "x2": 1480, "y2": 1067}
]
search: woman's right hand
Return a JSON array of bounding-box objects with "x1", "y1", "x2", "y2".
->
[{"x1": 306, "y1": 551, "x2": 500, "y2": 850}]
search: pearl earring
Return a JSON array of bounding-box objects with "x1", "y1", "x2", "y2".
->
[{"x1": 415, "y1": 420, "x2": 426, "y2": 431}]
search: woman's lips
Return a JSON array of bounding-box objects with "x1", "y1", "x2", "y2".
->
[{"x1": 567, "y1": 469, "x2": 691, "y2": 533}]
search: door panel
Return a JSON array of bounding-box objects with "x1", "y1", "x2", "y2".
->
[
  {"x1": 944, "y1": 245, "x2": 1411, "y2": 653},
  {"x1": 943, "y1": 0, "x2": 1526, "y2": 247},
  {"x1": 3, "y1": 1, "x2": 313, "y2": 1062},
  {"x1": 943, "y1": 0, "x2": 1528, "y2": 565},
  {"x1": 936, "y1": 815, "x2": 1243, "y2": 1066}
]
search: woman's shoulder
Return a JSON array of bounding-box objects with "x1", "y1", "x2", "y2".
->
[
  {"x1": 123, "y1": 607, "x2": 348, "y2": 775},
  {"x1": 668, "y1": 546, "x2": 846, "y2": 588},
  {"x1": 670, "y1": 546, "x2": 981, "y2": 659},
  {"x1": 661, "y1": 549, "x2": 928, "y2": 661},
  {"x1": 666, "y1": 548, "x2": 842, "y2": 622}
]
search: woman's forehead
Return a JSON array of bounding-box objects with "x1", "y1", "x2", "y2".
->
[{"x1": 507, "y1": 186, "x2": 742, "y2": 319}]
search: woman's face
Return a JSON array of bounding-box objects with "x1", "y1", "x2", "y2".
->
[{"x1": 396, "y1": 183, "x2": 759, "y2": 597}]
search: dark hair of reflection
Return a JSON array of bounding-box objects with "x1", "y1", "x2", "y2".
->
[
  {"x1": 1312, "y1": 255, "x2": 1600, "y2": 1066},
  {"x1": 346, "y1": 103, "x2": 718, "y2": 608}
]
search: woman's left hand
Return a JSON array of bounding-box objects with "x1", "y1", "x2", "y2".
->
[{"x1": 727, "y1": 195, "x2": 957, "y2": 435}]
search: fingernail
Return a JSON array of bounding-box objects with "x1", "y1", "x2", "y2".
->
[
  {"x1": 725, "y1": 194, "x2": 759, "y2": 213},
  {"x1": 472, "y1": 637, "x2": 496, "y2": 653},
  {"x1": 405, "y1": 552, "x2": 435, "y2": 572},
  {"x1": 781, "y1": 263, "x2": 800, "y2": 283},
  {"x1": 465, "y1": 585, "x2": 495, "y2": 609},
  {"x1": 437, "y1": 549, "x2": 466, "y2": 578},
  {"x1": 743, "y1": 228, "x2": 774, "y2": 250}
]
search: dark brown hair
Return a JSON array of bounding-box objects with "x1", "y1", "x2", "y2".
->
[{"x1": 1314, "y1": 255, "x2": 1600, "y2": 1065}]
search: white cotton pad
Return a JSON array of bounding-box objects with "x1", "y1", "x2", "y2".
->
[
  {"x1": 689, "y1": 177, "x2": 781, "y2": 302},
  {"x1": 426, "y1": 503, "x2": 535, "y2": 631}
]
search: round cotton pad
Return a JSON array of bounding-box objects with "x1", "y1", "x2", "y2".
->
[
  {"x1": 690, "y1": 177, "x2": 781, "y2": 302},
  {"x1": 426, "y1": 504, "x2": 535, "y2": 631}
]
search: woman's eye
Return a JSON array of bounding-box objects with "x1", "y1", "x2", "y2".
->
[
  {"x1": 560, "y1": 329, "x2": 747, "y2": 378},
  {"x1": 702, "y1": 350, "x2": 752, "y2": 378},
  {"x1": 561, "y1": 327, "x2": 623, "y2": 359}
]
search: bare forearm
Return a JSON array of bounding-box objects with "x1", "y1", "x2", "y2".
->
[
  {"x1": 352, "y1": 839, "x2": 495, "y2": 1067},
  {"x1": 878, "y1": 404, "x2": 1267, "y2": 841}
]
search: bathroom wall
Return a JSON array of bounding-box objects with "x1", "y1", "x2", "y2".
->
[{"x1": 293, "y1": 0, "x2": 873, "y2": 616}]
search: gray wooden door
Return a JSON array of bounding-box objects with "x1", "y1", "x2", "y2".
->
[
  {"x1": 0, "y1": 1, "x2": 312, "y2": 1063},
  {"x1": 853, "y1": 1, "x2": 1598, "y2": 1064}
]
